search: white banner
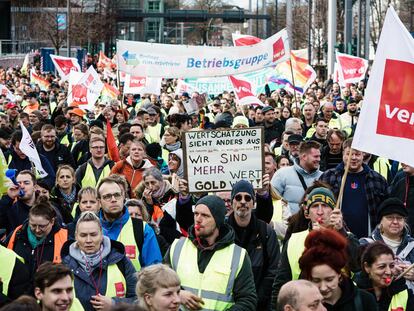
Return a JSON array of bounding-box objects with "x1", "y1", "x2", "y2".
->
[
  {"x1": 117, "y1": 29, "x2": 290, "y2": 78},
  {"x1": 183, "y1": 128, "x2": 264, "y2": 192},
  {"x1": 352, "y1": 7, "x2": 414, "y2": 167},
  {"x1": 19, "y1": 121, "x2": 48, "y2": 178},
  {"x1": 0, "y1": 84, "x2": 16, "y2": 102}
]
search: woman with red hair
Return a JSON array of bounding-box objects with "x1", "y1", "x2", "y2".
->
[{"x1": 299, "y1": 229, "x2": 377, "y2": 311}]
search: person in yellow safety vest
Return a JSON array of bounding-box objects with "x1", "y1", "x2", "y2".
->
[
  {"x1": 165, "y1": 195, "x2": 258, "y2": 311},
  {"x1": 55, "y1": 115, "x2": 73, "y2": 148},
  {"x1": 97, "y1": 176, "x2": 162, "y2": 271},
  {"x1": 6, "y1": 198, "x2": 68, "y2": 286},
  {"x1": 364, "y1": 153, "x2": 392, "y2": 183},
  {"x1": 270, "y1": 184, "x2": 360, "y2": 310},
  {"x1": 61, "y1": 212, "x2": 138, "y2": 311},
  {"x1": 146, "y1": 106, "x2": 163, "y2": 144},
  {"x1": 75, "y1": 136, "x2": 114, "y2": 189},
  {"x1": 135, "y1": 264, "x2": 181, "y2": 311},
  {"x1": 307, "y1": 102, "x2": 343, "y2": 138},
  {"x1": 34, "y1": 262, "x2": 82, "y2": 311},
  {"x1": 130, "y1": 123, "x2": 150, "y2": 146},
  {"x1": 71, "y1": 124, "x2": 90, "y2": 166},
  {"x1": 356, "y1": 242, "x2": 414, "y2": 311},
  {"x1": 0, "y1": 244, "x2": 31, "y2": 307},
  {"x1": 136, "y1": 109, "x2": 155, "y2": 144}
]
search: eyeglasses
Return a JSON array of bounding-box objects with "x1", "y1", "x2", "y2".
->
[
  {"x1": 101, "y1": 192, "x2": 123, "y2": 202},
  {"x1": 234, "y1": 194, "x2": 253, "y2": 202},
  {"x1": 29, "y1": 222, "x2": 51, "y2": 231},
  {"x1": 384, "y1": 215, "x2": 405, "y2": 222}
]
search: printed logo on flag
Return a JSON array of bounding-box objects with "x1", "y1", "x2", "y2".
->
[
  {"x1": 72, "y1": 84, "x2": 88, "y2": 105},
  {"x1": 55, "y1": 59, "x2": 78, "y2": 75},
  {"x1": 229, "y1": 76, "x2": 253, "y2": 99},
  {"x1": 376, "y1": 59, "x2": 414, "y2": 140},
  {"x1": 272, "y1": 38, "x2": 285, "y2": 63},
  {"x1": 129, "y1": 77, "x2": 146, "y2": 88},
  {"x1": 338, "y1": 56, "x2": 366, "y2": 81}
]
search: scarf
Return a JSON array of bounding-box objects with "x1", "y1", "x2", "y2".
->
[
  {"x1": 27, "y1": 226, "x2": 46, "y2": 249},
  {"x1": 59, "y1": 186, "x2": 77, "y2": 205},
  {"x1": 69, "y1": 236, "x2": 112, "y2": 273},
  {"x1": 164, "y1": 141, "x2": 181, "y2": 152},
  {"x1": 152, "y1": 180, "x2": 169, "y2": 200},
  {"x1": 99, "y1": 208, "x2": 130, "y2": 241}
]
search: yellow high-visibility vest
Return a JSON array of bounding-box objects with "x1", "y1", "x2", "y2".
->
[
  {"x1": 287, "y1": 230, "x2": 309, "y2": 280},
  {"x1": 81, "y1": 163, "x2": 111, "y2": 189},
  {"x1": 388, "y1": 289, "x2": 408, "y2": 311},
  {"x1": 117, "y1": 218, "x2": 145, "y2": 271},
  {"x1": 170, "y1": 238, "x2": 246, "y2": 311}
]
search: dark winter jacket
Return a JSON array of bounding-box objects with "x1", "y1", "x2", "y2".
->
[
  {"x1": 5, "y1": 221, "x2": 67, "y2": 283},
  {"x1": 164, "y1": 224, "x2": 258, "y2": 311},
  {"x1": 0, "y1": 246, "x2": 31, "y2": 307},
  {"x1": 271, "y1": 227, "x2": 360, "y2": 311},
  {"x1": 50, "y1": 184, "x2": 82, "y2": 225},
  {"x1": 355, "y1": 271, "x2": 414, "y2": 311},
  {"x1": 62, "y1": 239, "x2": 137, "y2": 311},
  {"x1": 0, "y1": 195, "x2": 33, "y2": 236},
  {"x1": 319, "y1": 162, "x2": 389, "y2": 232},
  {"x1": 323, "y1": 277, "x2": 378, "y2": 311},
  {"x1": 7, "y1": 148, "x2": 56, "y2": 188},
  {"x1": 390, "y1": 171, "x2": 414, "y2": 233},
  {"x1": 264, "y1": 120, "x2": 284, "y2": 145},
  {"x1": 227, "y1": 213, "x2": 279, "y2": 311},
  {"x1": 36, "y1": 141, "x2": 76, "y2": 173}
]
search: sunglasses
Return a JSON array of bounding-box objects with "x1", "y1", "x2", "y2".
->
[{"x1": 234, "y1": 194, "x2": 253, "y2": 202}]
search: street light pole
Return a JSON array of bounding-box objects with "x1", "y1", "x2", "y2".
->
[{"x1": 67, "y1": 0, "x2": 70, "y2": 57}]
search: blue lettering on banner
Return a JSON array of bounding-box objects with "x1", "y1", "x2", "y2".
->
[{"x1": 186, "y1": 53, "x2": 269, "y2": 70}]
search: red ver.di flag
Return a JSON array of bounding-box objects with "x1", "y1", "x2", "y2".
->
[
  {"x1": 229, "y1": 75, "x2": 264, "y2": 106},
  {"x1": 352, "y1": 6, "x2": 414, "y2": 167},
  {"x1": 336, "y1": 52, "x2": 368, "y2": 85},
  {"x1": 50, "y1": 54, "x2": 81, "y2": 81}
]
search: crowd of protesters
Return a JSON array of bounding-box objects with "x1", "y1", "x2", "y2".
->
[{"x1": 0, "y1": 54, "x2": 413, "y2": 311}]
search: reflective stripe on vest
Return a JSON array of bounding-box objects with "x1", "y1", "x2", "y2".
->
[
  {"x1": 287, "y1": 230, "x2": 309, "y2": 280},
  {"x1": 71, "y1": 203, "x2": 79, "y2": 218},
  {"x1": 170, "y1": 238, "x2": 246, "y2": 311},
  {"x1": 0, "y1": 245, "x2": 19, "y2": 296},
  {"x1": 388, "y1": 289, "x2": 408, "y2": 311},
  {"x1": 105, "y1": 264, "x2": 127, "y2": 298},
  {"x1": 7, "y1": 225, "x2": 67, "y2": 263},
  {"x1": 81, "y1": 163, "x2": 111, "y2": 188},
  {"x1": 117, "y1": 218, "x2": 144, "y2": 271}
]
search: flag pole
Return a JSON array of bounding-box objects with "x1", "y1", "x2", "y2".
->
[
  {"x1": 335, "y1": 147, "x2": 353, "y2": 209},
  {"x1": 289, "y1": 55, "x2": 299, "y2": 105},
  {"x1": 115, "y1": 41, "x2": 124, "y2": 110}
]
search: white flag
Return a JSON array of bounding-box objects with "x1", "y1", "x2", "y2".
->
[
  {"x1": 123, "y1": 75, "x2": 162, "y2": 95},
  {"x1": 0, "y1": 84, "x2": 16, "y2": 102},
  {"x1": 19, "y1": 121, "x2": 48, "y2": 178},
  {"x1": 352, "y1": 7, "x2": 414, "y2": 167}
]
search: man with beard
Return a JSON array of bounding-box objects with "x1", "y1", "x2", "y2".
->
[
  {"x1": 165, "y1": 195, "x2": 257, "y2": 311},
  {"x1": 227, "y1": 180, "x2": 279, "y2": 311},
  {"x1": 36, "y1": 124, "x2": 75, "y2": 173},
  {"x1": 97, "y1": 176, "x2": 161, "y2": 271},
  {"x1": 340, "y1": 98, "x2": 359, "y2": 136}
]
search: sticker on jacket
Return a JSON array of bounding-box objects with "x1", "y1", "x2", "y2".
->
[
  {"x1": 114, "y1": 282, "x2": 125, "y2": 297},
  {"x1": 125, "y1": 245, "x2": 136, "y2": 259}
]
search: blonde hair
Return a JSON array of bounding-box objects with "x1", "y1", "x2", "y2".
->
[
  {"x1": 75, "y1": 211, "x2": 102, "y2": 235},
  {"x1": 55, "y1": 165, "x2": 75, "y2": 186},
  {"x1": 136, "y1": 264, "x2": 180, "y2": 309}
]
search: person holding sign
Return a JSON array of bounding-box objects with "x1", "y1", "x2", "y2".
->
[{"x1": 271, "y1": 183, "x2": 359, "y2": 310}]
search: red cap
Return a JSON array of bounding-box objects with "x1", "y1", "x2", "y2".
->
[{"x1": 4, "y1": 102, "x2": 17, "y2": 109}]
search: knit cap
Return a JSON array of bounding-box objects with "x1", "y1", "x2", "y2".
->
[
  {"x1": 196, "y1": 195, "x2": 226, "y2": 228},
  {"x1": 231, "y1": 180, "x2": 255, "y2": 202},
  {"x1": 306, "y1": 187, "x2": 336, "y2": 209},
  {"x1": 377, "y1": 198, "x2": 408, "y2": 222}
]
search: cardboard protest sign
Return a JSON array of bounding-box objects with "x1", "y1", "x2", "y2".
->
[{"x1": 183, "y1": 128, "x2": 264, "y2": 193}]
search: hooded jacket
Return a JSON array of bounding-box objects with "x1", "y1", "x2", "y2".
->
[
  {"x1": 110, "y1": 157, "x2": 153, "y2": 197},
  {"x1": 164, "y1": 224, "x2": 258, "y2": 311},
  {"x1": 61, "y1": 239, "x2": 137, "y2": 311}
]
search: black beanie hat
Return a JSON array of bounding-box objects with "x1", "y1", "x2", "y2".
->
[
  {"x1": 196, "y1": 195, "x2": 226, "y2": 228},
  {"x1": 377, "y1": 198, "x2": 408, "y2": 222},
  {"x1": 231, "y1": 180, "x2": 255, "y2": 202}
]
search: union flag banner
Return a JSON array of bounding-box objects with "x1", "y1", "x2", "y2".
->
[
  {"x1": 50, "y1": 54, "x2": 81, "y2": 81},
  {"x1": 336, "y1": 52, "x2": 368, "y2": 86},
  {"x1": 228, "y1": 75, "x2": 264, "y2": 106},
  {"x1": 352, "y1": 6, "x2": 414, "y2": 167},
  {"x1": 97, "y1": 51, "x2": 115, "y2": 69}
]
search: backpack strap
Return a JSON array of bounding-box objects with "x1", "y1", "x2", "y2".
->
[
  {"x1": 116, "y1": 258, "x2": 126, "y2": 277},
  {"x1": 131, "y1": 218, "x2": 144, "y2": 255},
  {"x1": 295, "y1": 170, "x2": 308, "y2": 191},
  {"x1": 398, "y1": 241, "x2": 414, "y2": 260}
]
